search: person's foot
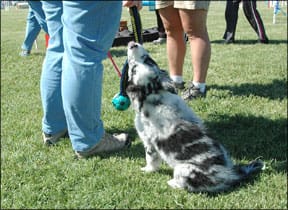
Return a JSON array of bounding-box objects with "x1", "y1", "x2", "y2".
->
[
  {"x1": 43, "y1": 129, "x2": 69, "y2": 145},
  {"x1": 223, "y1": 32, "x2": 235, "y2": 44},
  {"x1": 19, "y1": 50, "x2": 31, "y2": 57},
  {"x1": 181, "y1": 82, "x2": 207, "y2": 100},
  {"x1": 223, "y1": 38, "x2": 235, "y2": 44},
  {"x1": 258, "y1": 38, "x2": 269, "y2": 44},
  {"x1": 172, "y1": 81, "x2": 185, "y2": 92},
  {"x1": 153, "y1": 37, "x2": 166, "y2": 44},
  {"x1": 75, "y1": 133, "x2": 131, "y2": 159}
]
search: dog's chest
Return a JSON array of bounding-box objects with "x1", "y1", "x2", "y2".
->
[{"x1": 134, "y1": 102, "x2": 177, "y2": 143}]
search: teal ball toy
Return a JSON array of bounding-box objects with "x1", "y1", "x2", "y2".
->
[{"x1": 112, "y1": 93, "x2": 131, "y2": 111}]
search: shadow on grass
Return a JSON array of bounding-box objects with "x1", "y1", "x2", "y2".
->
[
  {"x1": 100, "y1": 114, "x2": 286, "y2": 195},
  {"x1": 205, "y1": 114, "x2": 287, "y2": 172},
  {"x1": 211, "y1": 39, "x2": 288, "y2": 45},
  {"x1": 29, "y1": 52, "x2": 46, "y2": 57},
  {"x1": 203, "y1": 173, "x2": 264, "y2": 197},
  {"x1": 209, "y1": 79, "x2": 287, "y2": 100},
  {"x1": 106, "y1": 113, "x2": 287, "y2": 172}
]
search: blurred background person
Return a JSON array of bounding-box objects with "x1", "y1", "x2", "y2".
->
[
  {"x1": 20, "y1": 1, "x2": 48, "y2": 56},
  {"x1": 223, "y1": 0, "x2": 269, "y2": 44}
]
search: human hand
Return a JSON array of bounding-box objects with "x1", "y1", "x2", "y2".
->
[{"x1": 122, "y1": 0, "x2": 142, "y2": 10}]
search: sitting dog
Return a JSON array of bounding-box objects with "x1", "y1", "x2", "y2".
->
[{"x1": 125, "y1": 41, "x2": 264, "y2": 193}]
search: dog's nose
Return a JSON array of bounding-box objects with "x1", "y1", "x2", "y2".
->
[{"x1": 128, "y1": 41, "x2": 138, "y2": 49}]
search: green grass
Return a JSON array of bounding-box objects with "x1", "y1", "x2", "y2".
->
[{"x1": 1, "y1": 2, "x2": 287, "y2": 209}]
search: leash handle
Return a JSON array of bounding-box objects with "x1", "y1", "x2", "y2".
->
[
  {"x1": 129, "y1": 6, "x2": 143, "y2": 44},
  {"x1": 112, "y1": 6, "x2": 142, "y2": 111}
]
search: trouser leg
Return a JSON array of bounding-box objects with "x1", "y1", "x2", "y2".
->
[
  {"x1": 21, "y1": 8, "x2": 41, "y2": 51},
  {"x1": 61, "y1": 1, "x2": 122, "y2": 151},
  {"x1": 40, "y1": 1, "x2": 66, "y2": 135},
  {"x1": 242, "y1": 0, "x2": 269, "y2": 41}
]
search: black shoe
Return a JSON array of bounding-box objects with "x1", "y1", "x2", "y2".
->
[
  {"x1": 223, "y1": 38, "x2": 235, "y2": 44},
  {"x1": 258, "y1": 38, "x2": 269, "y2": 44},
  {"x1": 223, "y1": 32, "x2": 235, "y2": 44}
]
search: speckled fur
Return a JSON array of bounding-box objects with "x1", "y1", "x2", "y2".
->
[{"x1": 126, "y1": 42, "x2": 264, "y2": 193}]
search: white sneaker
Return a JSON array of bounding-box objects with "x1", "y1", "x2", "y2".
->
[
  {"x1": 75, "y1": 133, "x2": 131, "y2": 158},
  {"x1": 43, "y1": 129, "x2": 69, "y2": 145},
  {"x1": 153, "y1": 37, "x2": 166, "y2": 44}
]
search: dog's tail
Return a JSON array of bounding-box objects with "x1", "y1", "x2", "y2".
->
[{"x1": 234, "y1": 157, "x2": 265, "y2": 181}]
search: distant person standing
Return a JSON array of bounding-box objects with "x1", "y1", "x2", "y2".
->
[
  {"x1": 156, "y1": 1, "x2": 211, "y2": 100},
  {"x1": 153, "y1": 10, "x2": 167, "y2": 44},
  {"x1": 20, "y1": 1, "x2": 48, "y2": 56},
  {"x1": 223, "y1": 0, "x2": 269, "y2": 44}
]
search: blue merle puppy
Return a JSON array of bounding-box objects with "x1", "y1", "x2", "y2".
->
[{"x1": 125, "y1": 41, "x2": 264, "y2": 193}]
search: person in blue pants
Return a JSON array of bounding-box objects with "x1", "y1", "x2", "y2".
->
[
  {"x1": 40, "y1": 1, "x2": 141, "y2": 158},
  {"x1": 20, "y1": 1, "x2": 48, "y2": 56}
]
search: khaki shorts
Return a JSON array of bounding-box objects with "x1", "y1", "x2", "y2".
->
[{"x1": 155, "y1": 0, "x2": 210, "y2": 10}]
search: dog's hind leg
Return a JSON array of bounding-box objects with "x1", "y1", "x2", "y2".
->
[
  {"x1": 141, "y1": 143, "x2": 162, "y2": 172},
  {"x1": 167, "y1": 164, "x2": 192, "y2": 190}
]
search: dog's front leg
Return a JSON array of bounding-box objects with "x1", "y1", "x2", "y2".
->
[{"x1": 141, "y1": 143, "x2": 161, "y2": 172}]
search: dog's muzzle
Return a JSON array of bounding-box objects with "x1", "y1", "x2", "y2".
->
[{"x1": 128, "y1": 41, "x2": 138, "y2": 50}]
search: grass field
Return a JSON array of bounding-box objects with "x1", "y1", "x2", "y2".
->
[{"x1": 1, "y1": 2, "x2": 287, "y2": 209}]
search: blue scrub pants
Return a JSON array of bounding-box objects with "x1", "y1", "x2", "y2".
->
[
  {"x1": 21, "y1": 1, "x2": 48, "y2": 51},
  {"x1": 40, "y1": 1, "x2": 122, "y2": 152}
]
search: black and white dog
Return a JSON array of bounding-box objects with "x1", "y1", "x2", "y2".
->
[{"x1": 126, "y1": 41, "x2": 264, "y2": 193}]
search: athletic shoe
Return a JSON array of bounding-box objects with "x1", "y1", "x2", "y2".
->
[
  {"x1": 223, "y1": 38, "x2": 235, "y2": 44},
  {"x1": 75, "y1": 133, "x2": 131, "y2": 159},
  {"x1": 43, "y1": 129, "x2": 69, "y2": 145},
  {"x1": 19, "y1": 50, "x2": 31, "y2": 57},
  {"x1": 172, "y1": 81, "x2": 185, "y2": 90},
  {"x1": 181, "y1": 82, "x2": 207, "y2": 100},
  {"x1": 153, "y1": 37, "x2": 166, "y2": 44}
]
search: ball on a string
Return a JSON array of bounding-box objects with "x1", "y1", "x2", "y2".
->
[{"x1": 112, "y1": 93, "x2": 131, "y2": 111}]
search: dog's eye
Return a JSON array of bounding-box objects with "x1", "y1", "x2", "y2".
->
[{"x1": 129, "y1": 44, "x2": 138, "y2": 49}]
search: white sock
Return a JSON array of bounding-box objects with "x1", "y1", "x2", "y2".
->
[
  {"x1": 170, "y1": 75, "x2": 183, "y2": 84},
  {"x1": 193, "y1": 81, "x2": 206, "y2": 93}
]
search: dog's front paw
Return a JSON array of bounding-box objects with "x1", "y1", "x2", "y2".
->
[{"x1": 141, "y1": 166, "x2": 159, "y2": 173}]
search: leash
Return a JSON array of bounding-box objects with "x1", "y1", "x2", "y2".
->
[
  {"x1": 107, "y1": 51, "x2": 122, "y2": 78},
  {"x1": 112, "y1": 6, "x2": 143, "y2": 111}
]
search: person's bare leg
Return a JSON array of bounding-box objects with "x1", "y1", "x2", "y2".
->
[
  {"x1": 180, "y1": 9, "x2": 210, "y2": 86},
  {"x1": 159, "y1": 6, "x2": 185, "y2": 80}
]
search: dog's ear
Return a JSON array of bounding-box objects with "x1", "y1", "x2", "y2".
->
[
  {"x1": 126, "y1": 84, "x2": 145, "y2": 101},
  {"x1": 126, "y1": 84, "x2": 146, "y2": 111},
  {"x1": 126, "y1": 83, "x2": 140, "y2": 93},
  {"x1": 158, "y1": 69, "x2": 177, "y2": 94},
  {"x1": 143, "y1": 55, "x2": 159, "y2": 68}
]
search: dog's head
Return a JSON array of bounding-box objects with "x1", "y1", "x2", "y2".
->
[
  {"x1": 125, "y1": 42, "x2": 161, "y2": 111},
  {"x1": 126, "y1": 41, "x2": 176, "y2": 90},
  {"x1": 125, "y1": 42, "x2": 177, "y2": 111},
  {"x1": 127, "y1": 41, "x2": 160, "y2": 86}
]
